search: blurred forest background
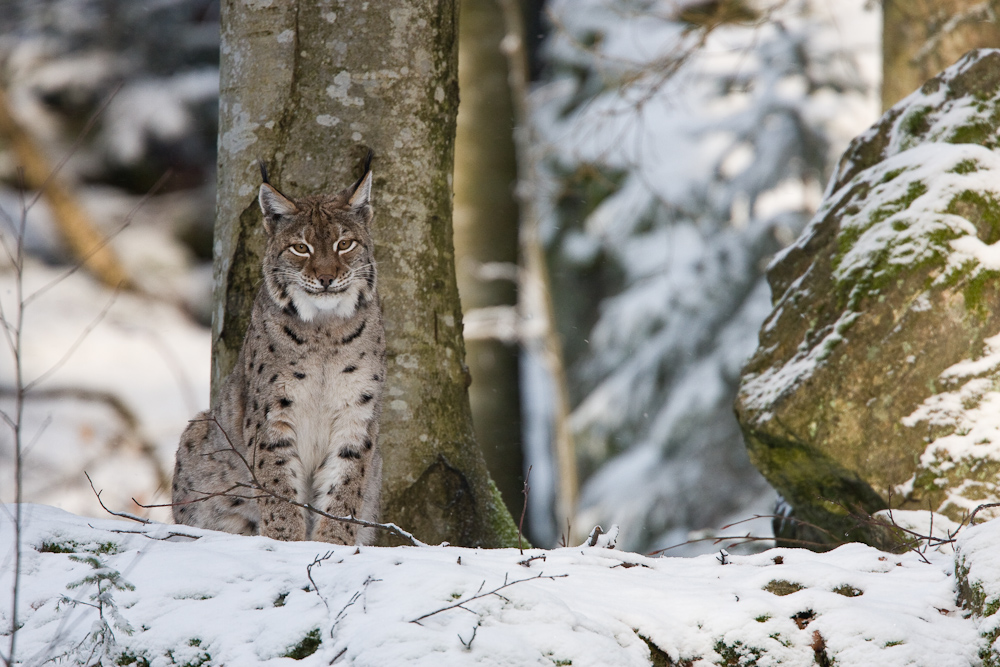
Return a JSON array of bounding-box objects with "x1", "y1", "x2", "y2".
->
[{"x1": 0, "y1": 0, "x2": 993, "y2": 553}]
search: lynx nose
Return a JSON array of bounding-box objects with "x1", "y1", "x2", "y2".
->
[{"x1": 317, "y1": 275, "x2": 335, "y2": 288}]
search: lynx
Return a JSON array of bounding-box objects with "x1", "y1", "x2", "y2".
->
[{"x1": 172, "y1": 153, "x2": 385, "y2": 545}]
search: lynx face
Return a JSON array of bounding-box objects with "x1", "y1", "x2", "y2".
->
[{"x1": 259, "y1": 172, "x2": 375, "y2": 322}]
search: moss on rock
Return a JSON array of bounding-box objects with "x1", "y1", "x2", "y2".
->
[{"x1": 736, "y1": 49, "x2": 1000, "y2": 548}]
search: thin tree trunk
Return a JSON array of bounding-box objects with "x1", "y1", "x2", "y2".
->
[
  {"x1": 882, "y1": 0, "x2": 1000, "y2": 110},
  {"x1": 214, "y1": 0, "x2": 519, "y2": 547},
  {"x1": 498, "y1": 0, "x2": 580, "y2": 538},
  {"x1": 453, "y1": 0, "x2": 525, "y2": 525}
]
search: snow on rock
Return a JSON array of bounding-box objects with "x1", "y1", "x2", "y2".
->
[
  {"x1": 903, "y1": 330, "x2": 1000, "y2": 519},
  {"x1": 736, "y1": 49, "x2": 1000, "y2": 546},
  {"x1": 0, "y1": 504, "x2": 987, "y2": 666}
]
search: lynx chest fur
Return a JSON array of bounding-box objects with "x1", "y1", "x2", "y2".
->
[{"x1": 172, "y1": 156, "x2": 385, "y2": 545}]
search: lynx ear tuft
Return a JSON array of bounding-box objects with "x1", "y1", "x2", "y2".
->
[
  {"x1": 259, "y1": 183, "x2": 297, "y2": 233},
  {"x1": 348, "y1": 170, "x2": 372, "y2": 211}
]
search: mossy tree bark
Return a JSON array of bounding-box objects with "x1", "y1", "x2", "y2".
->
[
  {"x1": 453, "y1": 0, "x2": 524, "y2": 524},
  {"x1": 882, "y1": 0, "x2": 1000, "y2": 110},
  {"x1": 213, "y1": 0, "x2": 520, "y2": 547}
]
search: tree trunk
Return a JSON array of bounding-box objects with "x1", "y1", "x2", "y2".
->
[
  {"x1": 882, "y1": 0, "x2": 1000, "y2": 110},
  {"x1": 453, "y1": 0, "x2": 525, "y2": 525},
  {"x1": 213, "y1": 0, "x2": 520, "y2": 547}
]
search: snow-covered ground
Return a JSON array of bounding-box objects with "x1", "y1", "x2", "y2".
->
[{"x1": 1, "y1": 504, "x2": 992, "y2": 666}]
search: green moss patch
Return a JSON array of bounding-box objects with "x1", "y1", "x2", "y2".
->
[
  {"x1": 117, "y1": 652, "x2": 151, "y2": 667},
  {"x1": 38, "y1": 539, "x2": 122, "y2": 555},
  {"x1": 957, "y1": 555, "x2": 1000, "y2": 666},
  {"x1": 637, "y1": 632, "x2": 697, "y2": 667},
  {"x1": 901, "y1": 106, "x2": 931, "y2": 139},
  {"x1": 283, "y1": 628, "x2": 322, "y2": 660},
  {"x1": 946, "y1": 190, "x2": 1000, "y2": 245},
  {"x1": 832, "y1": 584, "x2": 862, "y2": 597},
  {"x1": 713, "y1": 639, "x2": 764, "y2": 667},
  {"x1": 950, "y1": 159, "x2": 981, "y2": 175}
]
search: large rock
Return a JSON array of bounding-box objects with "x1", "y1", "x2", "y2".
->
[{"x1": 736, "y1": 50, "x2": 1000, "y2": 548}]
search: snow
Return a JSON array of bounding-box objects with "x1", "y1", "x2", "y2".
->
[
  {"x1": 0, "y1": 504, "x2": 989, "y2": 666},
  {"x1": 103, "y1": 69, "x2": 220, "y2": 166},
  {"x1": 833, "y1": 144, "x2": 1000, "y2": 290}
]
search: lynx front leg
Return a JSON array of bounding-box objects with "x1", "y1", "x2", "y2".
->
[
  {"x1": 312, "y1": 446, "x2": 371, "y2": 545},
  {"x1": 254, "y1": 434, "x2": 308, "y2": 541}
]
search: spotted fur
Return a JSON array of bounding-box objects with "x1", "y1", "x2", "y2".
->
[{"x1": 172, "y1": 154, "x2": 385, "y2": 545}]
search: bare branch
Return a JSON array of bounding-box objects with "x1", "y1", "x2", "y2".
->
[
  {"x1": 0, "y1": 385, "x2": 144, "y2": 432},
  {"x1": 0, "y1": 408, "x2": 15, "y2": 431},
  {"x1": 458, "y1": 620, "x2": 481, "y2": 650},
  {"x1": 21, "y1": 414, "x2": 52, "y2": 459},
  {"x1": 0, "y1": 85, "x2": 133, "y2": 288},
  {"x1": 85, "y1": 471, "x2": 152, "y2": 525},
  {"x1": 967, "y1": 502, "x2": 1000, "y2": 527},
  {"x1": 721, "y1": 513, "x2": 839, "y2": 542},
  {"x1": 0, "y1": 288, "x2": 18, "y2": 360},
  {"x1": 518, "y1": 465, "x2": 531, "y2": 555},
  {"x1": 518, "y1": 554, "x2": 546, "y2": 568},
  {"x1": 24, "y1": 82, "x2": 124, "y2": 212},
  {"x1": 410, "y1": 572, "x2": 568, "y2": 624},
  {"x1": 136, "y1": 481, "x2": 260, "y2": 510},
  {"x1": 333, "y1": 576, "x2": 380, "y2": 629},
  {"x1": 94, "y1": 526, "x2": 201, "y2": 541},
  {"x1": 910, "y1": 2, "x2": 994, "y2": 66}
]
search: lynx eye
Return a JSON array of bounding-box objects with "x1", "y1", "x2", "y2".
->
[
  {"x1": 289, "y1": 242, "x2": 310, "y2": 256},
  {"x1": 337, "y1": 239, "x2": 357, "y2": 253}
]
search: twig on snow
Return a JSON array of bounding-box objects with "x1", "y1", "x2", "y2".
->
[
  {"x1": 410, "y1": 571, "x2": 567, "y2": 625},
  {"x1": 458, "y1": 620, "x2": 481, "y2": 651},
  {"x1": 307, "y1": 551, "x2": 335, "y2": 612},
  {"x1": 518, "y1": 554, "x2": 546, "y2": 568},
  {"x1": 332, "y1": 575, "x2": 381, "y2": 633}
]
